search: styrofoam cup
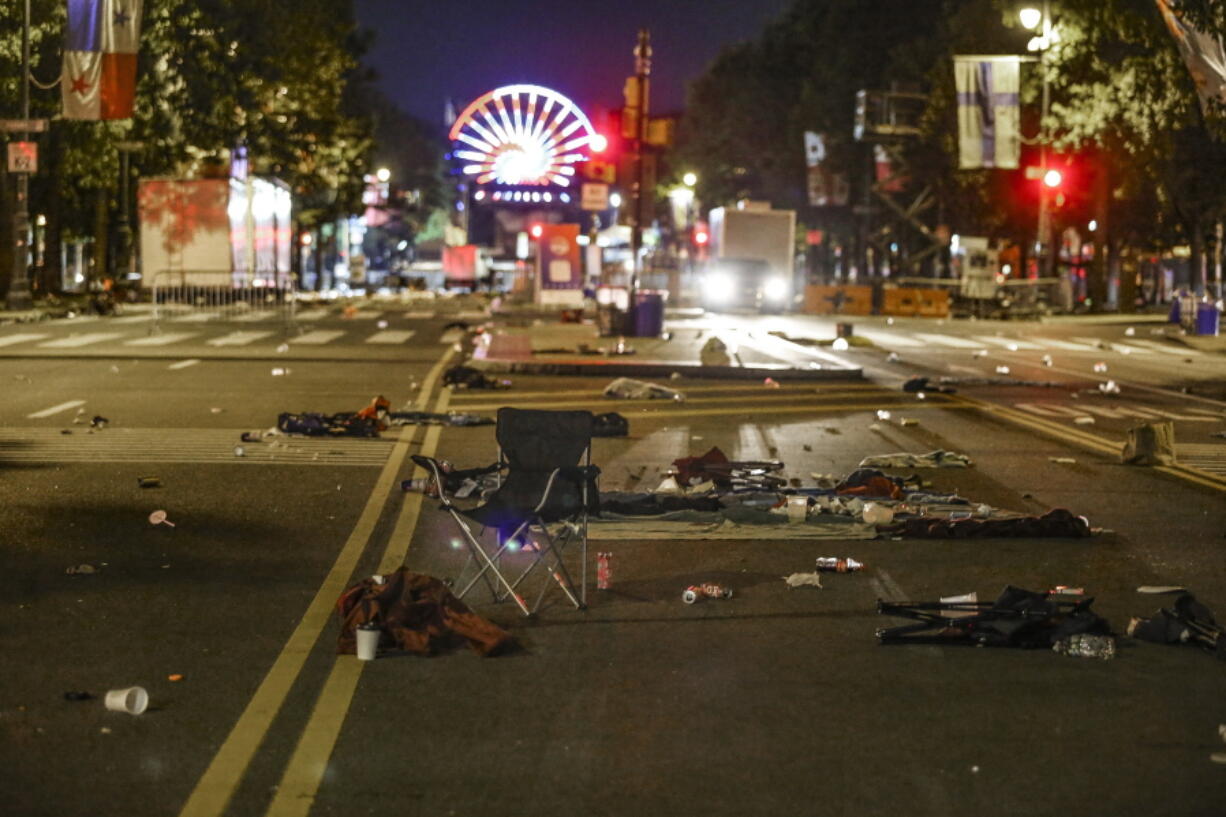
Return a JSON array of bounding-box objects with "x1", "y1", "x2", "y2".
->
[
  {"x1": 786, "y1": 495, "x2": 808, "y2": 523},
  {"x1": 355, "y1": 627, "x2": 380, "y2": 661},
  {"x1": 104, "y1": 686, "x2": 148, "y2": 715}
]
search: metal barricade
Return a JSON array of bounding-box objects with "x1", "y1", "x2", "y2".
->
[{"x1": 149, "y1": 270, "x2": 298, "y2": 334}]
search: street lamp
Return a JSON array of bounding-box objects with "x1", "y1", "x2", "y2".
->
[
  {"x1": 1020, "y1": 2, "x2": 1057, "y2": 282},
  {"x1": 682, "y1": 171, "x2": 697, "y2": 187},
  {"x1": 375, "y1": 167, "x2": 390, "y2": 183}
]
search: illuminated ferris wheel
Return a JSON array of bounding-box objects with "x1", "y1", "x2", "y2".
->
[{"x1": 448, "y1": 84, "x2": 607, "y2": 188}]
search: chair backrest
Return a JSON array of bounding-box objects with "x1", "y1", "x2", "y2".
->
[{"x1": 496, "y1": 408, "x2": 593, "y2": 471}]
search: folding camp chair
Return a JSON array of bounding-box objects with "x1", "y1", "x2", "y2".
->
[{"x1": 412, "y1": 407, "x2": 600, "y2": 616}]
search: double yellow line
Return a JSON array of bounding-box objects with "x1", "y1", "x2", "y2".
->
[{"x1": 178, "y1": 348, "x2": 454, "y2": 817}]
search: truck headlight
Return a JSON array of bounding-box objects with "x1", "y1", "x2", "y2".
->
[
  {"x1": 763, "y1": 277, "x2": 789, "y2": 301},
  {"x1": 706, "y1": 272, "x2": 736, "y2": 303}
]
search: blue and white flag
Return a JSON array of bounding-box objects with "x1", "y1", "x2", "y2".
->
[
  {"x1": 954, "y1": 56, "x2": 1020, "y2": 170},
  {"x1": 1155, "y1": 0, "x2": 1226, "y2": 114}
]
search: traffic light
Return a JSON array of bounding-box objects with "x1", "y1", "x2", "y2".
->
[
  {"x1": 692, "y1": 227, "x2": 709, "y2": 246},
  {"x1": 530, "y1": 223, "x2": 543, "y2": 239},
  {"x1": 1043, "y1": 169, "x2": 1063, "y2": 188}
]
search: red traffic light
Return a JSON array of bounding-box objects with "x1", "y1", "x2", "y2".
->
[
  {"x1": 693, "y1": 228, "x2": 709, "y2": 246},
  {"x1": 529, "y1": 224, "x2": 543, "y2": 239},
  {"x1": 1043, "y1": 169, "x2": 1063, "y2": 188}
]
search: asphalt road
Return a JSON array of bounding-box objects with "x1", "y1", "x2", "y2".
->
[{"x1": 2, "y1": 303, "x2": 1225, "y2": 817}]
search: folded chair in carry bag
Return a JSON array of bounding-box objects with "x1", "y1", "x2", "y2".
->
[{"x1": 413, "y1": 408, "x2": 600, "y2": 616}]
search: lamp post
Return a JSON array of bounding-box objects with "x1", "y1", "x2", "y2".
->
[
  {"x1": 115, "y1": 141, "x2": 144, "y2": 282},
  {"x1": 6, "y1": 0, "x2": 33, "y2": 309},
  {"x1": 1021, "y1": 3, "x2": 1056, "y2": 282}
]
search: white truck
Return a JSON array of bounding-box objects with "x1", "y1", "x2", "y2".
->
[{"x1": 704, "y1": 203, "x2": 797, "y2": 312}]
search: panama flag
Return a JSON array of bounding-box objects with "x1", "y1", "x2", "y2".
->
[
  {"x1": 61, "y1": 0, "x2": 143, "y2": 120},
  {"x1": 954, "y1": 56, "x2": 1020, "y2": 170}
]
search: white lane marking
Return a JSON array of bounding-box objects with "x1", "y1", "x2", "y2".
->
[
  {"x1": 38, "y1": 332, "x2": 125, "y2": 348},
  {"x1": 290, "y1": 330, "x2": 345, "y2": 345},
  {"x1": 124, "y1": 332, "x2": 199, "y2": 347},
  {"x1": 27, "y1": 399, "x2": 86, "y2": 419},
  {"x1": 111, "y1": 314, "x2": 154, "y2": 324},
  {"x1": 1126, "y1": 339, "x2": 1200, "y2": 356},
  {"x1": 438, "y1": 328, "x2": 464, "y2": 344},
  {"x1": 207, "y1": 331, "x2": 274, "y2": 347},
  {"x1": 364, "y1": 330, "x2": 415, "y2": 344},
  {"x1": 1071, "y1": 336, "x2": 1153, "y2": 354},
  {"x1": 170, "y1": 313, "x2": 218, "y2": 323},
  {"x1": 294, "y1": 309, "x2": 331, "y2": 321},
  {"x1": 854, "y1": 329, "x2": 925, "y2": 348},
  {"x1": 912, "y1": 332, "x2": 985, "y2": 349},
  {"x1": 970, "y1": 335, "x2": 1044, "y2": 350},
  {"x1": 345, "y1": 311, "x2": 382, "y2": 321},
  {"x1": 0, "y1": 332, "x2": 49, "y2": 347},
  {"x1": 1034, "y1": 338, "x2": 1098, "y2": 351},
  {"x1": 168, "y1": 358, "x2": 201, "y2": 370}
]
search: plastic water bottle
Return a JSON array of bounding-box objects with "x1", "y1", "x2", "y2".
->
[{"x1": 815, "y1": 557, "x2": 865, "y2": 573}]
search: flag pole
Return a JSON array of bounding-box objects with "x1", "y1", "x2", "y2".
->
[{"x1": 6, "y1": 0, "x2": 34, "y2": 309}]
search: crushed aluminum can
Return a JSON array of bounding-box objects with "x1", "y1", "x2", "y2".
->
[
  {"x1": 682, "y1": 583, "x2": 733, "y2": 604},
  {"x1": 137, "y1": 476, "x2": 162, "y2": 489},
  {"x1": 814, "y1": 557, "x2": 865, "y2": 573},
  {"x1": 596, "y1": 552, "x2": 612, "y2": 590}
]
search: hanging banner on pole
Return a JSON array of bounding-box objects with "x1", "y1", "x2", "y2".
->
[
  {"x1": 1155, "y1": 0, "x2": 1226, "y2": 113},
  {"x1": 62, "y1": 0, "x2": 144, "y2": 120},
  {"x1": 954, "y1": 56, "x2": 1020, "y2": 170}
]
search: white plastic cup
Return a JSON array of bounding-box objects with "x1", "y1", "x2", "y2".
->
[
  {"x1": 104, "y1": 686, "x2": 148, "y2": 715},
  {"x1": 786, "y1": 495, "x2": 808, "y2": 523},
  {"x1": 355, "y1": 626, "x2": 380, "y2": 661}
]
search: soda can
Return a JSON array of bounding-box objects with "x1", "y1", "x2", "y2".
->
[
  {"x1": 401, "y1": 478, "x2": 438, "y2": 497},
  {"x1": 682, "y1": 583, "x2": 733, "y2": 604},
  {"x1": 596, "y1": 552, "x2": 612, "y2": 590},
  {"x1": 137, "y1": 476, "x2": 162, "y2": 489},
  {"x1": 815, "y1": 557, "x2": 865, "y2": 573}
]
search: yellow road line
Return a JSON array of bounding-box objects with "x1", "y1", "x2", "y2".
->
[
  {"x1": 626, "y1": 400, "x2": 968, "y2": 421},
  {"x1": 264, "y1": 380, "x2": 453, "y2": 816},
  {"x1": 451, "y1": 388, "x2": 901, "y2": 413},
  {"x1": 448, "y1": 381, "x2": 883, "y2": 402},
  {"x1": 176, "y1": 349, "x2": 453, "y2": 817}
]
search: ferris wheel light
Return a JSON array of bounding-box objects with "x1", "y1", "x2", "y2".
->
[{"x1": 448, "y1": 84, "x2": 605, "y2": 187}]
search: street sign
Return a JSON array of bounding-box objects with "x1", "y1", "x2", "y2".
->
[
  {"x1": 7, "y1": 141, "x2": 37, "y2": 173},
  {"x1": 581, "y1": 182, "x2": 610, "y2": 211},
  {"x1": 1, "y1": 119, "x2": 47, "y2": 133}
]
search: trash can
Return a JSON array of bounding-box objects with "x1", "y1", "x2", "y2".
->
[
  {"x1": 597, "y1": 304, "x2": 628, "y2": 337},
  {"x1": 633, "y1": 290, "x2": 666, "y2": 337},
  {"x1": 1195, "y1": 301, "x2": 1220, "y2": 336}
]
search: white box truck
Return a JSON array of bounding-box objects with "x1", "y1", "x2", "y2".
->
[{"x1": 704, "y1": 203, "x2": 796, "y2": 312}]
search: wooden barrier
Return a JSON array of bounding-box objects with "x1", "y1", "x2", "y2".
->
[
  {"x1": 802, "y1": 284, "x2": 873, "y2": 315},
  {"x1": 880, "y1": 287, "x2": 951, "y2": 318}
]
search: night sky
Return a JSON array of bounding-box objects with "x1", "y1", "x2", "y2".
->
[{"x1": 354, "y1": 0, "x2": 795, "y2": 127}]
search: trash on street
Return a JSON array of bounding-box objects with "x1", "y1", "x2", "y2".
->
[
  {"x1": 1128, "y1": 591, "x2": 1225, "y2": 659},
  {"x1": 682, "y1": 583, "x2": 733, "y2": 603},
  {"x1": 603, "y1": 377, "x2": 685, "y2": 401},
  {"x1": 699, "y1": 336, "x2": 731, "y2": 367},
  {"x1": 443, "y1": 365, "x2": 511, "y2": 390},
  {"x1": 815, "y1": 556, "x2": 865, "y2": 572},
  {"x1": 784, "y1": 572, "x2": 824, "y2": 589},
  {"x1": 858, "y1": 450, "x2": 972, "y2": 469},
  {"x1": 1122, "y1": 421, "x2": 1176, "y2": 466},
  {"x1": 148, "y1": 510, "x2": 175, "y2": 527}
]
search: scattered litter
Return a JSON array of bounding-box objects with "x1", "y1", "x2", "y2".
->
[
  {"x1": 886, "y1": 352, "x2": 900, "y2": 362},
  {"x1": 60, "y1": 429, "x2": 72, "y2": 435},
  {"x1": 271, "y1": 367, "x2": 290, "y2": 376},
  {"x1": 763, "y1": 377, "x2": 780, "y2": 388},
  {"x1": 1124, "y1": 327, "x2": 1135, "y2": 336},
  {"x1": 995, "y1": 365, "x2": 1010, "y2": 375},
  {"x1": 596, "y1": 552, "x2": 612, "y2": 590},
  {"x1": 902, "y1": 376, "x2": 955, "y2": 394},
  {"x1": 1006, "y1": 343, "x2": 1019, "y2": 351},
  {"x1": 1049, "y1": 457, "x2": 1077, "y2": 464},
  {"x1": 869, "y1": 423, "x2": 882, "y2": 431},
  {"x1": 670, "y1": 371, "x2": 683, "y2": 380},
  {"x1": 916, "y1": 392, "x2": 926, "y2": 400},
  {"x1": 90, "y1": 416, "x2": 109, "y2": 429},
  {"x1": 138, "y1": 476, "x2": 162, "y2": 488},
  {"x1": 1073, "y1": 416, "x2": 1095, "y2": 425},
  {"x1": 682, "y1": 583, "x2": 733, "y2": 604},
  {"x1": 1137, "y1": 585, "x2": 1187, "y2": 594},
  {"x1": 276, "y1": 343, "x2": 289, "y2": 353},
  {"x1": 443, "y1": 365, "x2": 510, "y2": 390},
  {"x1": 1128, "y1": 591, "x2": 1225, "y2": 660},
  {"x1": 1122, "y1": 421, "x2": 1176, "y2": 466},
  {"x1": 859, "y1": 450, "x2": 972, "y2": 469},
  {"x1": 593, "y1": 412, "x2": 629, "y2": 437},
  {"x1": 972, "y1": 349, "x2": 988, "y2": 358},
  {"x1": 99, "y1": 727, "x2": 112, "y2": 734},
  {"x1": 377, "y1": 319, "x2": 389, "y2": 329},
  {"x1": 876, "y1": 410, "x2": 892, "y2": 421},
  {"x1": 802, "y1": 444, "x2": 812, "y2": 452},
  {"x1": 700, "y1": 336, "x2": 732, "y2": 367},
  {"x1": 900, "y1": 418, "x2": 919, "y2": 427},
  {"x1": 604, "y1": 377, "x2": 685, "y2": 402},
  {"x1": 149, "y1": 510, "x2": 176, "y2": 527},
  {"x1": 233, "y1": 445, "x2": 245, "y2": 457},
  {"x1": 654, "y1": 476, "x2": 683, "y2": 494},
  {"x1": 109, "y1": 365, "x2": 120, "y2": 374},
  {"x1": 1053, "y1": 633, "x2": 1117, "y2": 659},
  {"x1": 104, "y1": 686, "x2": 149, "y2": 715},
  {"x1": 784, "y1": 572, "x2": 824, "y2": 589},
  {"x1": 1041, "y1": 354, "x2": 1053, "y2": 366},
  {"x1": 1098, "y1": 380, "x2": 1120, "y2": 395},
  {"x1": 886, "y1": 317, "x2": 895, "y2": 325},
  {"x1": 65, "y1": 564, "x2": 97, "y2": 575},
  {"x1": 861, "y1": 502, "x2": 894, "y2": 525},
  {"x1": 815, "y1": 557, "x2": 864, "y2": 573},
  {"x1": 831, "y1": 337, "x2": 849, "y2": 351},
  {"x1": 1093, "y1": 362, "x2": 1108, "y2": 373}
]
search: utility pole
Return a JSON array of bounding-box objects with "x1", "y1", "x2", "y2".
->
[
  {"x1": 629, "y1": 28, "x2": 651, "y2": 304},
  {"x1": 6, "y1": 0, "x2": 34, "y2": 309}
]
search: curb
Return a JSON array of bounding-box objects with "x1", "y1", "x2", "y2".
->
[{"x1": 471, "y1": 357, "x2": 864, "y2": 381}]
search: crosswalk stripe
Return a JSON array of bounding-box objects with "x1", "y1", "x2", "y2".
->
[
  {"x1": 1071, "y1": 336, "x2": 1153, "y2": 354},
  {"x1": 170, "y1": 313, "x2": 218, "y2": 323},
  {"x1": 27, "y1": 399, "x2": 86, "y2": 419},
  {"x1": 364, "y1": 330, "x2": 415, "y2": 344},
  {"x1": 295, "y1": 309, "x2": 331, "y2": 321},
  {"x1": 851, "y1": 330, "x2": 925, "y2": 348},
  {"x1": 438, "y1": 328, "x2": 464, "y2": 344},
  {"x1": 168, "y1": 359, "x2": 201, "y2": 370},
  {"x1": 911, "y1": 332, "x2": 985, "y2": 349},
  {"x1": 111, "y1": 314, "x2": 154, "y2": 324},
  {"x1": 971, "y1": 335, "x2": 1045, "y2": 350},
  {"x1": 207, "y1": 331, "x2": 274, "y2": 347},
  {"x1": 1176, "y1": 444, "x2": 1226, "y2": 475},
  {"x1": 1035, "y1": 338, "x2": 1098, "y2": 351},
  {"x1": 39, "y1": 332, "x2": 125, "y2": 348},
  {"x1": 407, "y1": 311, "x2": 436, "y2": 320},
  {"x1": 0, "y1": 332, "x2": 49, "y2": 347},
  {"x1": 291, "y1": 330, "x2": 346, "y2": 345},
  {"x1": 124, "y1": 332, "x2": 199, "y2": 347},
  {"x1": 1126, "y1": 339, "x2": 1198, "y2": 355},
  {"x1": 346, "y1": 311, "x2": 382, "y2": 321}
]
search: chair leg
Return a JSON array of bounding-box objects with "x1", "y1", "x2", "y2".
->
[
  {"x1": 449, "y1": 511, "x2": 531, "y2": 616},
  {"x1": 505, "y1": 523, "x2": 584, "y2": 613}
]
